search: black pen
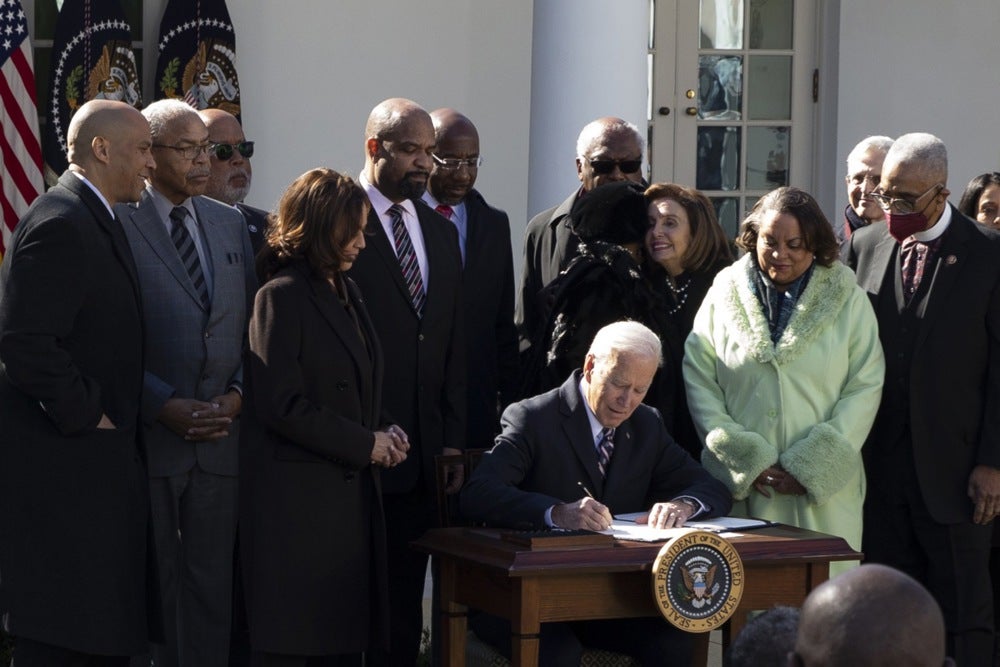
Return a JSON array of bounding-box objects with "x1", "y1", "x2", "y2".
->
[{"x1": 577, "y1": 481, "x2": 595, "y2": 499}]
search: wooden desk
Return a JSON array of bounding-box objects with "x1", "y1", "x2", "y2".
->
[{"x1": 414, "y1": 525, "x2": 860, "y2": 667}]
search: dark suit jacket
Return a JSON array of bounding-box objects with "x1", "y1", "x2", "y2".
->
[
  {"x1": 347, "y1": 197, "x2": 466, "y2": 494},
  {"x1": 515, "y1": 190, "x2": 581, "y2": 353},
  {"x1": 236, "y1": 202, "x2": 269, "y2": 256},
  {"x1": 241, "y1": 262, "x2": 389, "y2": 653},
  {"x1": 0, "y1": 171, "x2": 157, "y2": 654},
  {"x1": 117, "y1": 191, "x2": 256, "y2": 477},
  {"x1": 845, "y1": 208, "x2": 1000, "y2": 523},
  {"x1": 460, "y1": 371, "x2": 732, "y2": 529},
  {"x1": 461, "y1": 189, "x2": 519, "y2": 449}
]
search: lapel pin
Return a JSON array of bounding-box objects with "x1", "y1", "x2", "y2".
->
[{"x1": 945, "y1": 255, "x2": 957, "y2": 265}]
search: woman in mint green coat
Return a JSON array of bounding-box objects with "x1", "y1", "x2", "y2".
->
[{"x1": 683, "y1": 187, "x2": 884, "y2": 574}]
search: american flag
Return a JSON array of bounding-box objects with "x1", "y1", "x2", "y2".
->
[{"x1": 0, "y1": 0, "x2": 42, "y2": 262}]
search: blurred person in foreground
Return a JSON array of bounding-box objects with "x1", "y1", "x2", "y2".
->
[{"x1": 790, "y1": 564, "x2": 955, "y2": 667}]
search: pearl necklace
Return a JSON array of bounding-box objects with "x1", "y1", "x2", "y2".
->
[{"x1": 665, "y1": 274, "x2": 691, "y2": 316}]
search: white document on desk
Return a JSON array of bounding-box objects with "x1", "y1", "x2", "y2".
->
[{"x1": 607, "y1": 514, "x2": 774, "y2": 542}]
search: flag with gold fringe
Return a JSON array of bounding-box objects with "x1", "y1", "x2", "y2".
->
[
  {"x1": 155, "y1": 0, "x2": 241, "y2": 120},
  {"x1": 42, "y1": 0, "x2": 140, "y2": 184}
]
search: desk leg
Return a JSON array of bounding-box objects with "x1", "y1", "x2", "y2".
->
[
  {"x1": 510, "y1": 578, "x2": 541, "y2": 667},
  {"x1": 437, "y1": 558, "x2": 467, "y2": 667},
  {"x1": 691, "y1": 632, "x2": 710, "y2": 667}
]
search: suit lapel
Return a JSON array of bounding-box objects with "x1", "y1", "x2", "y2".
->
[
  {"x1": 602, "y1": 420, "x2": 634, "y2": 501},
  {"x1": 59, "y1": 172, "x2": 143, "y2": 310},
  {"x1": 463, "y1": 196, "x2": 482, "y2": 277},
  {"x1": 559, "y1": 376, "x2": 604, "y2": 494},
  {"x1": 192, "y1": 198, "x2": 223, "y2": 307},
  {"x1": 915, "y1": 210, "x2": 973, "y2": 348},
  {"x1": 860, "y1": 229, "x2": 897, "y2": 312},
  {"x1": 308, "y1": 271, "x2": 371, "y2": 371},
  {"x1": 129, "y1": 193, "x2": 206, "y2": 310}
]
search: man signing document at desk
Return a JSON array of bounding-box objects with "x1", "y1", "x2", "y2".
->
[{"x1": 460, "y1": 320, "x2": 731, "y2": 666}]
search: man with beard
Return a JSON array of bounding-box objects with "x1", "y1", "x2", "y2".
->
[
  {"x1": 422, "y1": 108, "x2": 518, "y2": 450},
  {"x1": 347, "y1": 97, "x2": 466, "y2": 666},
  {"x1": 199, "y1": 108, "x2": 267, "y2": 255},
  {"x1": 841, "y1": 135, "x2": 894, "y2": 242},
  {"x1": 115, "y1": 99, "x2": 257, "y2": 667}
]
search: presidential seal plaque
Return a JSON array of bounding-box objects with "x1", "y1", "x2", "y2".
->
[{"x1": 651, "y1": 528, "x2": 744, "y2": 632}]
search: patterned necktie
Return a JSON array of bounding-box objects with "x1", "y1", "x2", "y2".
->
[
  {"x1": 435, "y1": 204, "x2": 454, "y2": 220},
  {"x1": 169, "y1": 206, "x2": 210, "y2": 309},
  {"x1": 900, "y1": 236, "x2": 940, "y2": 303},
  {"x1": 596, "y1": 427, "x2": 615, "y2": 477},
  {"x1": 388, "y1": 204, "x2": 426, "y2": 317}
]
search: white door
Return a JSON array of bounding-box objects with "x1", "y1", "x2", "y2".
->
[{"x1": 650, "y1": 0, "x2": 818, "y2": 237}]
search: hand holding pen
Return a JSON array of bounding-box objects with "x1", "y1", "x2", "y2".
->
[{"x1": 550, "y1": 481, "x2": 614, "y2": 530}]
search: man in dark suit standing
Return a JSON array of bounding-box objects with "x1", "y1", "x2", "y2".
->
[
  {"x1": 116, "y1": 99, "x2": 256, "y2": 667},
  {"x1": 844, "y1": 132, "x2": 1000, "y2": 666},
  {"x1": 199, "y1": 108, "x2": 268, "y2": 255},
  {"x1": 0, "y1": 100, "x2": 159, "y2": 665},
  {"x1": 347, "y1": 97, "x2": 466, "y2": 666},
  {"x1": 461, "y1": 320, "x2": 731, "y2": 666},
  {"x1": 422, "y1": 108, "x2": 519, "y2": 450},
  {"x1": 515, "y1": 117, "x2": 645, "y2": 354}
]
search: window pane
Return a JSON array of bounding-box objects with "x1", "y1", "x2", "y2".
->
[
  {"x1": 699, "y1": 55, "x2": 742, "y2": 120},
  {"x1": 710, "y1": 197, "x2": 741, "y2": 239},
  {"x1": 746, "y1": 126, "x2": 789, "y2": 190},
  {"x1": 698, "y1": 126, "x2": 741, "y2": 191},
  {"x1": 747, "y1": 55, "x2": 791, "y2": 120},
  {"x1": 749, "y1": 0, "x2": 793, "y2": 49},
  {"x1": 700, "y1": 0, "x2": 743, "y2": 49}
]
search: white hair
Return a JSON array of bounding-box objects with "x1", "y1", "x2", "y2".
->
[
  {"x1": 588, "y1": 320, "x2": 662, "y2": 367},
  {"x1": 576, "y1": 117, "x2": 645, "y2": 159},
  {"x1": 142, "y1": 98, "x2": 200, "y2": 141},
  {"x1": 846, "y1": 135, "x2": 894, "y2": 166},
  {"x1": 884, "y1": 132, "x2": 948, "y2": 183}
]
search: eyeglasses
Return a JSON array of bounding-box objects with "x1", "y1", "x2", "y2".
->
[
  {"x1": 432, "y1": 154, "x2": 482, "y2": 171},
  {"x1": 870, "y1": 183, "x2": 943, "y2": 214},
  {"x1": 210, "y1": 141, "x2": 255, "y2": 161},
  {"x1": 152, "y1": 142, "x2": 213, "y2": 160},
  {"x1": 586, "y1": 158, "x2": 643, "y2": 176}
]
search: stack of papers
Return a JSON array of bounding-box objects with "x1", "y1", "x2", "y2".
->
[{"x1": 607, "y1": 513, "x2": 775, "y2": 542}]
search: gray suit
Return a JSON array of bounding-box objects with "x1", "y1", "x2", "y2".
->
[{"x1": 117, "y1": 188, "x2": 256, "y2": 666}]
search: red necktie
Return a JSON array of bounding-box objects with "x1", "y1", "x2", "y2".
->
[{"x1": 435, "y1": 204, "x2": 454, "y2": 220}]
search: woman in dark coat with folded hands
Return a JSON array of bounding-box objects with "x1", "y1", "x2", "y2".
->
[{"x1": 240, "y1": 168, "x2": 408, "y2": 666}]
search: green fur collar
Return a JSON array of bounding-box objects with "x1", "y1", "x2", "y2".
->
[{"x1": 718, "y1": 255, "x2": 854, "y2": 365}]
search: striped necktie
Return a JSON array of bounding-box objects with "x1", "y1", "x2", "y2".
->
[
  {"x1": 388, "y1": 204, "x2": 426, "y2": 317},
  {"x1": 169, "y1": 206, "x2": 210, "y2": 309},
  {"x1": 596, "y1": 427, "x2": 615, "y2": 477}
]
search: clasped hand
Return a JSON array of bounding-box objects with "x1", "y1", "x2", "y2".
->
[
  {"x1": 753, "y1": 464, "x2": 807, "y2": 498},
  {"x1": 159, "y1": 392, "x2": 241, "y2": 441},
  {"x1": 371, "y1": 424, "x2": 409, "y2": 469}
]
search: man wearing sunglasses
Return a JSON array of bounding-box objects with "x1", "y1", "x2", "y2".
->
[
  {"x1": 844, "y1": 132, "x2": 1000, "y2": 667},
  {"x1": 515, "y1": 117, "x2": 645, "y2": 361},
  {"x1": 199, "y1": 109, "x2": 267, "y2": 255}
]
